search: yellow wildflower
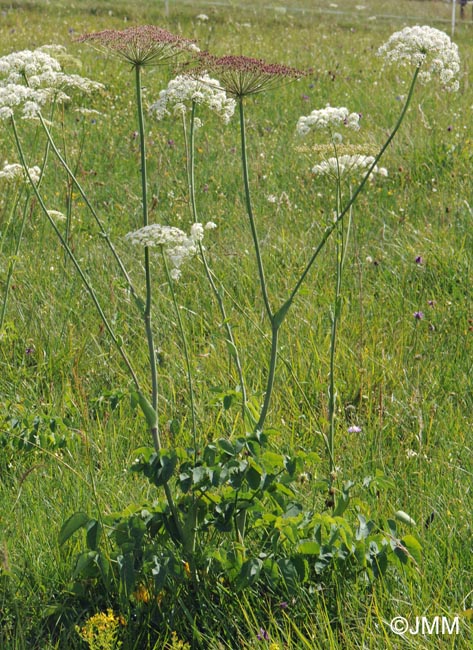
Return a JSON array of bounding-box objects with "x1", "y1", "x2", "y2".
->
[
  {"x1": 75, "y1": 609, "x2": 122, "y2": 650},
  {"x1": 133, "y1": 583, "x2": 151, "y2": 603}
]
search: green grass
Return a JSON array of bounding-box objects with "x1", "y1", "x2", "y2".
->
[{"x1": 0, "y1": 0, "x2": 472, "y2": 648}]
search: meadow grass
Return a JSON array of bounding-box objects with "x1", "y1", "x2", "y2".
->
[{"x1": 0, "y1": 0, "x2": 472, "y2": 648}]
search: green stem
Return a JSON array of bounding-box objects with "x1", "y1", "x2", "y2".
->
[
  {"x1": 162, "y1": 250, "x2": 198, "y2": 450},
  {"x1": 135, "y1": 64, "x2": 160, "y2": 427},
  {"x1": 239, "y1": 98, "x2": 281, "y2": 432},
  {"x1": 239, "y1": 98, "x2": 273, "y2": 321},
  {"x1": 0, "y1": 192, "x2": 27, "y2": 330},
  {"x1": 186, "y1": 102, "x2": 247, "y2": 420},
  {"x1": 10, "y1": 117, "x2": 141, "y2": 391},
  {"x1": 327, "y1": 179, "x2": 344, "y2": 478},
  {"x1": 283, "y1": 66, "x2": 421, "y2": 317},
  {"x1": 35, "y1": 111, "x2": 140, "y2": 304},
  {"x1": 255, "y1": 323, "x2": 279, "y2": 433},
  {"x1": 1, "y1": 115, "x2": 52, "y2": 329},
  {"x1": 134, "y1": 66, "x2": 184, "y2": 545},
  {"x1": 21, "y1": 72, "x2": 138, "y2": 299}
]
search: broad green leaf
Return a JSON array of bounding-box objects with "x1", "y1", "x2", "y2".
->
[
  {"x1": 400, "y1": 534, "x2": 422, "y2": 564},
  {"x1": 246, "y1": 464, "x2": 262, "y2": 490},
  {"x1": 73, "y1": 551, "x2": 99, "y2": 579},
  {"x1": 296, "y1": 541, "x2": 321, "y2": 555},
  {"x1": 261, "y1": 451, "x2": 285, "y2": 470},
  {"x1": 152, "y1": 558, "x2": 169, "y2": 592},
  {"x1": 118, "y1": 553, "x2": 136, "y2": 596},
  {"x1": 86, "y1": 519, "x2": 102, "y2": 551},
  {"x1": 59, "y1": 512, "x2": 89, "y2": 546},
  {"x1": 277, "y1": 557, "x2": 301, "y2": 588},
  {"x1": 236, "y1": 557, "x2": 262, "y2": 590},
  {"x1": 218, "y1": 438, "x2": 236, "y2": 456}
]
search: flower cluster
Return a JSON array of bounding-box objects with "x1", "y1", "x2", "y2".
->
[
  {"x1": 0, "y1": 161, "x2": 41, "y2": 184},
  {"x1": 193, "y1": 52, "x2": 306, "y2": 98},
  {"x1": 377, "y1": 25, "x2": 460, "y2": 91},
  {"x1": 126, "y1": 222, "x2": 215, "y2": 280},
  {"x1": 149, "y1": 73, "x2": 236, "y2": 124},
  {"x1": 75, "y1": 608, "x2": 123, "y2": 649},
  {"x1": 76, "y1": 25, "x2": 198, "y2": 68},
  {"x1": 297, "y1": 104, "x2": 361, "y2": 136},
  {"x1": 311, "y1": 154, "x2": 388, "y2": 179},
  {"x1": 0, "y1": 47, "x2": 103, "y2": 121}
]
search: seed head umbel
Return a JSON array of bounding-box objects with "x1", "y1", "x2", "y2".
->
[
  {"x1": 193, "y1": 52, "x2": 307, "y2": 98},
  {"x1": 76, "y1": 25, "x2": 199, "y2": 68}
]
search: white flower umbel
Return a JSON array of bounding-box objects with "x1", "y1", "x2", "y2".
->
[
  {"x1": 0, "y1": 161, "x2": 41, "y2": 184},
  {"x1": 312, "y1": 154, "x2": 388, "y2": 179},
  {"x1": 47, "y1": 209, "x2": 67, "y2": 221},
  {"x1": 125, "y1": 224, "x2": 189, "y2": 247},
  {"x1": 377, "y1": 25, "x2": 460, "y2": 91},
  {"x1": 297, "y1": 104, "x2": 361, "y2": 137},
  {"x1": 0, "y1": 47, "x2": 104, "y2": 120},
  {"x1": 149, "y1": 73, "x2": 236, "y2": 124},
  {"x1": 126, "y1": 222, "x2": 213, "y2": 280}
]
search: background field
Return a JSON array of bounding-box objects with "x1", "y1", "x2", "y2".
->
[{"x1": 0, "y1": 1, "x2": 472, "y2": 648}]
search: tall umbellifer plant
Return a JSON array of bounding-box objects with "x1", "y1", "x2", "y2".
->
[{"x1": 0, "y1": 22, "x2": 461, "y2": 643}]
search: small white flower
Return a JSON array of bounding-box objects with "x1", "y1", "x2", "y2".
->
[
  {"x1": 196, "y1": 14, "x2": 209, "y2": 21},
  {"x1": 47, "y1": 210, "x2": 66, "y2": 221},
  {"x1": 0, "y1": 47, "x2": 103, "y2": 121},
  {"x1": 190, "y1": 222, "x2": 204, "y2": 242},
  {"x1": 204, "y1": 221, "x2": 217, "y2": 230},
  {"x1": 126, "y1": 221, "x2": 215, "y2": 280},
  {"x1": 149, "y1": 73, "x2": 236, "y2": 125},
  {"x1": 125, "y1": 224, "x2": 188, "y2": 248},
  {"x1": 377, "y1": 25, "x2": 460, "y2": 91},
  {"x1": 0, "y1": 161, "x2": 41, "y2": 184},
  {"x1": 297, "y1": 104, "x2": 361, "y2": 137},
  {"x1": 74, "y1": 107, "x2": 104, "y2": 117},
  {"x1": 311, "y1": 154, "x2": 388, "y2": 179}
]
